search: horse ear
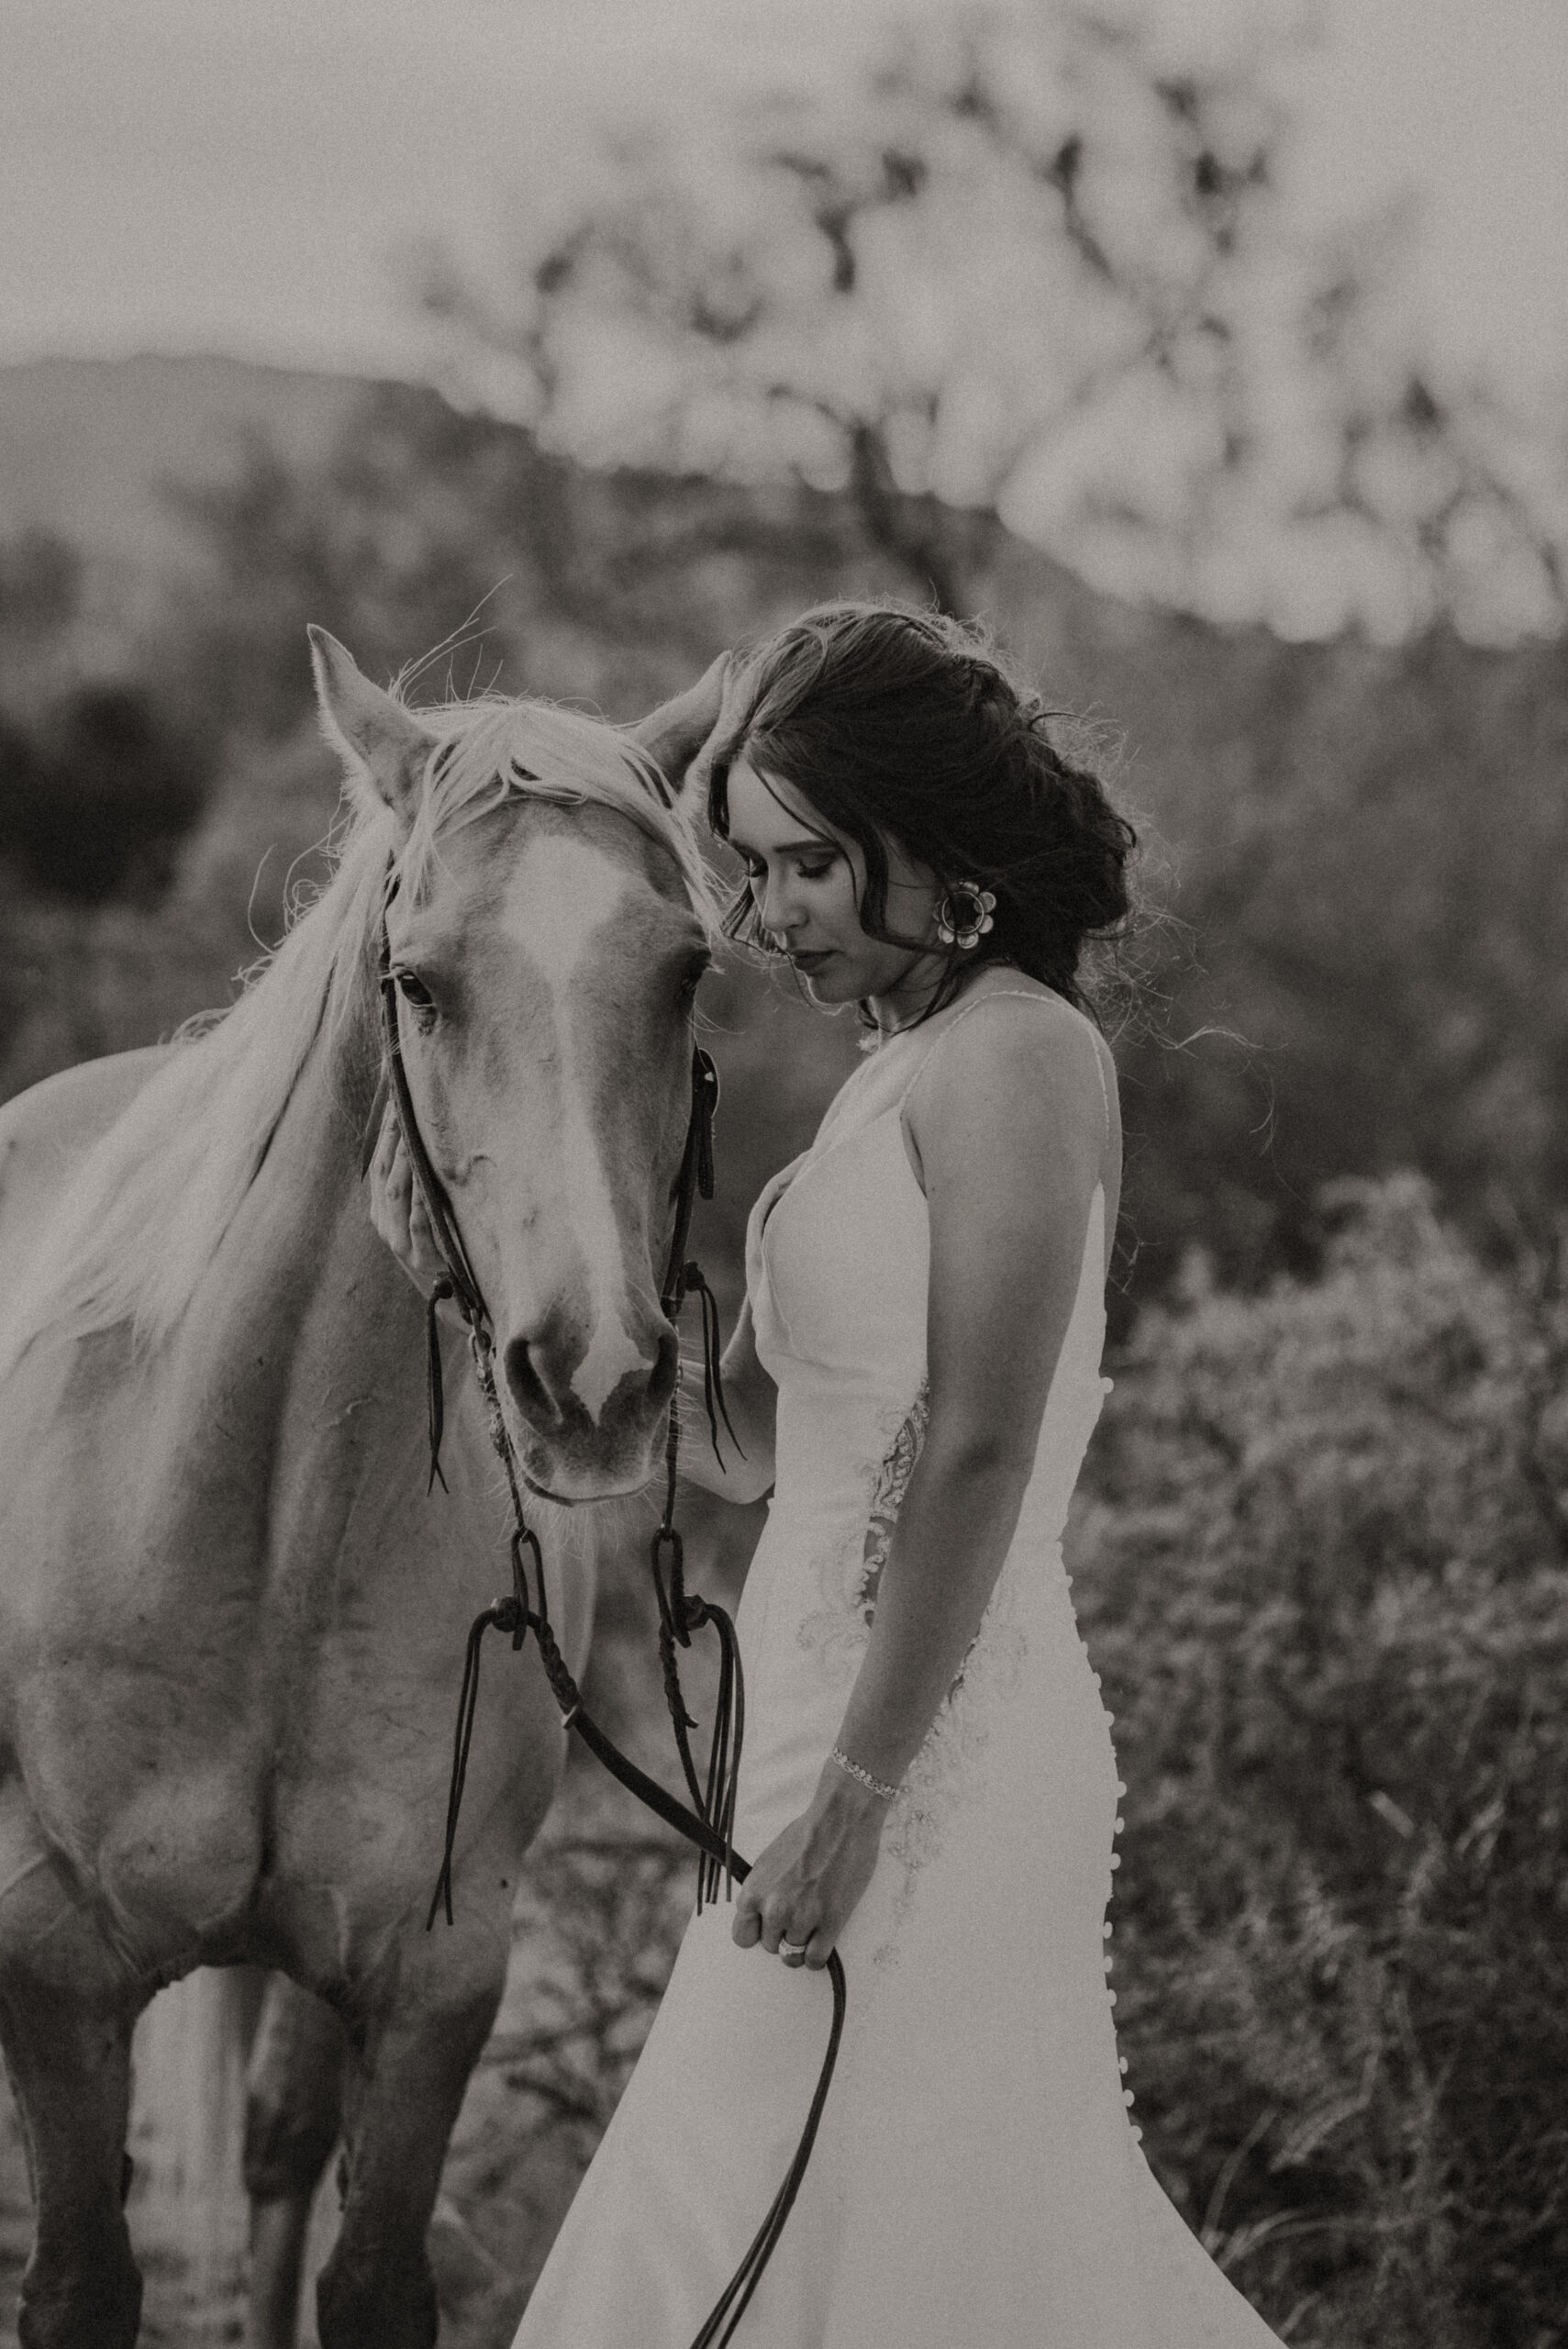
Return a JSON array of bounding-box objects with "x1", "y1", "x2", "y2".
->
[
  {"x1": 308, "y1": 627, "x2": 434, "y2": 827},
  {"x1": 628, "y1": 653, "x2": 735, "y2": 810}
]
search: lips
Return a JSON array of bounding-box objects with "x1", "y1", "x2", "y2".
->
[{"x1": 787, "y1": 949, "x2": 836, "y2": 972}]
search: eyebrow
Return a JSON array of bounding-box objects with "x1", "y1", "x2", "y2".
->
[{"x1": 730, "y1": 834, "x2": 837, "y2": 858}]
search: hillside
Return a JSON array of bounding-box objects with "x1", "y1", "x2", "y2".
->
[
  {"x1": 0, "y1": 351, "x2": 1156, "y2": 709},
  {"x1": 2, "y1": 352, "x2": 1563, "y2": 1300},
  {"x1": 0, "y1": 350, "x2": 1294, "y2": 801},
  {"x1": 0, "y1": 353, "x2": 369, "y2": 573}
]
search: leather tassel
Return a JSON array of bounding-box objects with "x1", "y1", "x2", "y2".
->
[
  {"x1": 427, "y1": 1598, "x2": 509, "y2": 1930},
  {"x1": 696, "y1": 1604, "x2": 743, "y2": 1909},
  {"x1": 683, "y1": 1261, "x2": 742, "y2": 1460},
  {"x1": 426, "y1": 1281, "x2": 451, "y2": 1494}
]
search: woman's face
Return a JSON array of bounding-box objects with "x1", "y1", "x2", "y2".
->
[{"x1": 724, "y1": 755, "x2": 940, "y2": 1008}]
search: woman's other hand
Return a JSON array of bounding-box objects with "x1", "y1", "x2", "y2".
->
[
  {"x1": 731, "y1": 1764, "x2": 889, "y2": 1970},
  {"x1": 629, "y1": 651, "x2": 748, "y2": 804}
]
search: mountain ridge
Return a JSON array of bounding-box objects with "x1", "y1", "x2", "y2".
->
[
  {"x1": 0, "y1": 351, "x2": 1187, "y2": 679},
  {"x1": 0, "y1": 353, "x2": 374, "y2": 568}
]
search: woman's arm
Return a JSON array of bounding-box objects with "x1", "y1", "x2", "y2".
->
[
  {"x1": 734, "y1": 999, "x2": 1117, "y2": 1965},
  {"x1": 828, "y1": 1004, "x2": 1110, "y2": 1786}
]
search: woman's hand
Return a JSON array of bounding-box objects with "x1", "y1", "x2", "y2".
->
[
  {"x1": 367, "y1": 1112, "x2": 464, "y2": 1319},
  {"x1": 628, "y1": 651, "x2": 734, "y2": 797},
  {"x1": 731, "y1": 1765, "x2": 889, "y2": 1970}
]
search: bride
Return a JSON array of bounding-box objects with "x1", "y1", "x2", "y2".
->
[{"x1": 378, "y1": 601, "x2": 1284, "y2": 2344}]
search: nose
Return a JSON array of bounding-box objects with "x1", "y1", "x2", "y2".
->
[
  {"x1": 503, "y1": 1315, "x2": 679, "y2": 1436},
  {"x1": 759, "y1": 870, "x2": 806, "y2": 937}
]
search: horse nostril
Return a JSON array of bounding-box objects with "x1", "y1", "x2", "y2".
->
[
  {"x1": 504, "y1": 1320, "x2": 680, "y2": 1436},
  {"x1": 503, "y1": 1335, "x2": 560, "y2": 1430}
]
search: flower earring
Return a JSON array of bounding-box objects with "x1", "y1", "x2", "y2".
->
[{"x1": 935, "y1": 880, "x2": 996, "y2": 952}]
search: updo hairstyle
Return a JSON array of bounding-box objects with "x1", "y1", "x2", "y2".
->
[{"x1": 704, "y1": 601, "x2": 1136, "y2": 1021}]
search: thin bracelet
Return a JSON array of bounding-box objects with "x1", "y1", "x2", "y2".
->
[{"x1": 829, "y1": 1746, "x2": 900, "y2": 1803}]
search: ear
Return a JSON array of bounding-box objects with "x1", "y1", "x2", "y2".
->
[
  {"x1": 308, "y1": 626, "x2": 435, "y2": 828},
  {"x1": 628, "y1": 653, "x2": 736, "y2": 809}
]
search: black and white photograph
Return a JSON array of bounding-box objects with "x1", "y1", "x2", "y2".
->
[{"x1": 1, "y1": 2, "x2": 1565, "y2": 2343}]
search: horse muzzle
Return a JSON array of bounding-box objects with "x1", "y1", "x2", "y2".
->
[{"x1": 500, "y1": 1311, "x2": 680, "y2": 1500}]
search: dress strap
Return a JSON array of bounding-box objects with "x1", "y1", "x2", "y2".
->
[{"x1": 901, "y1": 989, "x2": 1112, "y2": 1146}]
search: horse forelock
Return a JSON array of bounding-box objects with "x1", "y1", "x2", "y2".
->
[
  {"x1": 0, "y1": 683, "x2": 717, "y2": 1382},
  {"x1": 392, "y1": 693, "x2": 719, "y2": 944}
]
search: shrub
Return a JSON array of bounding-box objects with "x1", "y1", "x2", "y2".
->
[{"x1": 1073, "y1": 1175, "x2": 1568, "y2": 2344}]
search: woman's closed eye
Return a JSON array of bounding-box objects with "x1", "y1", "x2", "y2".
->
[{"x1": 743, "y1": 852, "x2": 840, "y2": 886}]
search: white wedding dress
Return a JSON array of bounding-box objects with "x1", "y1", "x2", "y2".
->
[{"x1": 514, "y1": 991, "x2": 1284, "y2": 2346}]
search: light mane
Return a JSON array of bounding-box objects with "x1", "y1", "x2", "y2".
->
[{"x1": 0, "y1": 692, "x2": 718, "y2": 1377}]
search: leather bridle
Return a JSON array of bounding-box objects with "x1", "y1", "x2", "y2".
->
[{"x1": 373, "y1": 879, "x2": 847, "y2": 2347}]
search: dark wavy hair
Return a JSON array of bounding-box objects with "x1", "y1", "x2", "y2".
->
[{"x1": 704, "y1": 600, "x2": 1137, "y2": 1023}]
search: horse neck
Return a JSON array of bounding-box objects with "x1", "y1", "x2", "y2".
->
[{"x1": 195, "y1": 956, "x2": 413, "y2": 1407}]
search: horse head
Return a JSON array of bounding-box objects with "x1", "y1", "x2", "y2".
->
[{"x1": 311, "y1": 630, "x2": 724, "y2": 1504}]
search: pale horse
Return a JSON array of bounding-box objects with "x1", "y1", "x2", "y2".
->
[{"x1": 0, "y1": 630, "x2": 726, "y2": 2348}]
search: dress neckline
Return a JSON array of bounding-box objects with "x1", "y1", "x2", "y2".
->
[
  {"x1": 755, "y1": 982, "x2": 1109, "y2": 1260},
  {"x1": 863, "y1": 970, "x2": 1056, "y2": 1038},
  {"x1": 754, "y1": 1102, "x2": 916, "y2": 1252}
]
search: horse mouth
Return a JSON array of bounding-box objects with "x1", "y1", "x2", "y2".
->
[
  {"x1": 509, "y1": 1408, "x2": 669, "y2": 1508},
  {"x1": 520, "y1": 1469, "x2": 586, "y2": 1508}
]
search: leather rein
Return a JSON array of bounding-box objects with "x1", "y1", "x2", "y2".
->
[{"x1": 373, "y1": 884, "x2": 847, "y2": 2347}]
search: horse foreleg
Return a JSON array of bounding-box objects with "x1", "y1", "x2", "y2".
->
[
  {"x1": 242, "y1": 1973, "x2": 349, "y2": 2349},
  {"x1": 315, "y1": 1923, "x2": 508, "y2": 2349},
  {"x1": 0, "y1": 1830, "x2": 143, "y2": 2349}
]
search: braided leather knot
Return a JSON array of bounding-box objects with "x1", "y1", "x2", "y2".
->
[
  {"x1": 528, "y1": 1611, "x2": 584, "y2": 1720},
  {"x1": 658, "y1": 1616, "x2": 700, "y2": 1732}
]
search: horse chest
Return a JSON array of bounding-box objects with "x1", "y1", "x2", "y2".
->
[{"x1": 3, "y1": 1304, "x2": 532, "y2": 1934}]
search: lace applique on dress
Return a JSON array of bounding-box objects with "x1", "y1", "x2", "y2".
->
[
  {"x1": 796, "y1": 1386, "x2": 929, "y2": 1680},
  {"x1": 874, "y1": 1586, "x2": 1029, "y2": 1967},
  {"x1": 795, "y1": 1382, "x2": 1031, "y2": 1966},
  {"x1": 858, "y1": 1383, "x2": 929, "y2": 1622}
]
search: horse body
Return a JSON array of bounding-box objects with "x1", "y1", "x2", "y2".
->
[
  {"x1": 2, "y1": 1003, "x2": 548, "y2": 1982},
  {"x1": 0, "y1": 640, "x2": 719, "y2": 2346},
  {"x1": 0, "y1": 1031, "x2": 546, "y2": 2344}
]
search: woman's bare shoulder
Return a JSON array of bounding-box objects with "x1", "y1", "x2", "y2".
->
[
  {"x1": 909, "y1": 982, "x2": 1113, "y2": 1122},
  {"x1": 900, "y1": 980, "x2": 1117, "y2": 1211}
]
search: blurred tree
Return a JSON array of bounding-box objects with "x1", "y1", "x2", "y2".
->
[
  {"x1": 0, "y1": 682, "x2": 208, "y2": 905},
  {"x1": 0, "y1": 530, "x2": 82, "y2": 642},
  {"x1": 417, "y1": 6, "x2": 1566, "y2": 641},
  {"x1": 1277, "y1": 208, "x2": 1568, "y2": 642},
  {"x1": 163, "y1": 379, "x2": 944, "y2": 740},
  {"x1": 164, "y1": 408, "x2": 525, "y2": 739},
  {"x1": 1103, "y1": 614, "x2": 1568, "y2": 1291},
  {"x1": 0, "y1": 528, "x2": 86, "y2": 713}
]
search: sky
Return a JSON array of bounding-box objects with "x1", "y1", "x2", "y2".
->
[
  {"x1": 3, "y1": 0, "x2": 1562, "y2": 384},
  {"x1": 2, "y1": 0, "x2": 1565, "y2": 632}
]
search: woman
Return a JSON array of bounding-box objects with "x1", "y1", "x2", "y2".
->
[{"x1": 379, "y1": 602, "x2": 1284, "y2": 2344}]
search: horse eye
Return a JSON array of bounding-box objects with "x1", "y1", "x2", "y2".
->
[{"x1": 395, "y1": 969, "x2": 435, "y2": 1011}]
